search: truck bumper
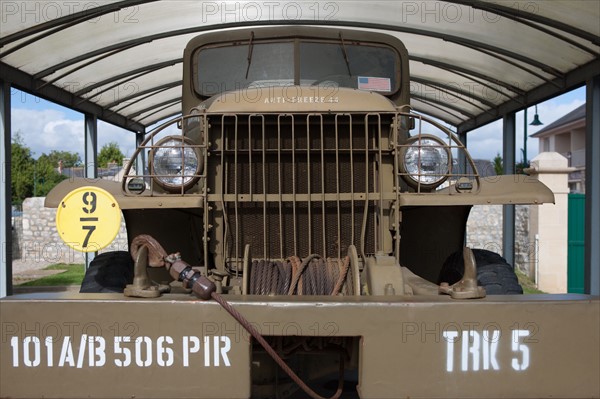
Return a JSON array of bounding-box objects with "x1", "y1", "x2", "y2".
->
[{"x1": 1, "y1": 293, "x2": 598, "y2": 398}]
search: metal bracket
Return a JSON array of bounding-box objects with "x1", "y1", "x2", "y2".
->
[
  {"x1": 124, "y1": 245, "x2": 169, "y2": 298},
  {"x1": 439, "y1": 247, "x2": 486, "y2": 299},
  {"x1": 363, "y1": 253, "x2": 405, "y2": 296}
]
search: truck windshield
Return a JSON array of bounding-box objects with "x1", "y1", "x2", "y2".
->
[{"x1": 195, "y1": 40, "x2": 399, "y2": 97}]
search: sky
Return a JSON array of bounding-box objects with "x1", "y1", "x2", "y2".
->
[
  {"x1": 9, "y1": 85, "x2": 586, "y2": 163},
  {"x1": 464, "y1": 86, "x2": 586, "y2": 162},
  {"x1": 10, "y1": 89, "x2": 137, "y2": 161}
]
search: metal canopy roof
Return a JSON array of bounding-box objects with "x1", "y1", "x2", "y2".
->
[{"x1": 1, "y1": 0, "x2": 599, "y2": 134}]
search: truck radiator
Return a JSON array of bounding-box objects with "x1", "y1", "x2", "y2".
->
[{"x1": 206, "y1": 113, "x2": 395, "y2": 269}]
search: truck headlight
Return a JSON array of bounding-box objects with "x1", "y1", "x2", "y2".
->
[
  {"x1": 150, "y1": 136, "x2": 202, "y2": 192},
  {"x1": 400, "y1": 135, "x2": 451, "y2": 190}
]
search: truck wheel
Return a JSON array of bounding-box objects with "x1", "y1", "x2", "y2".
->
[
  {"x1": 439, "y1": 249, "x2": 523, "y2": 295},
  {"x1": 80, "y1": 251, "x2": 134, "y2": 293}
]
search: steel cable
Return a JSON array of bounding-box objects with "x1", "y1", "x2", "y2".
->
[
  {"x1": 211, "y1": 291, "x2": 344, "y2": 399},
  {"x1": 248, "y1": 255, "x2": 352, "y2": 296}
]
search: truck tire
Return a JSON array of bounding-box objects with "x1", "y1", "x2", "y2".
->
[
  {"x1": 439, "y1": 249, "x2": 523, "y2": 295},
  {"x1": 80, "y1": 251, "x2": 134, "y2": 293}
]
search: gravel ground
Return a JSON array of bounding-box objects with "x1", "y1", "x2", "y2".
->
[
  {"x1": 12, "y1": 259, "x2": 79, "y2": 293},
  {"x1": 10, "y1": 258, "x2": 81, "y2": 285},
  {"x1": 11, "y1": 258, "x2": 59, "y2": 274}
]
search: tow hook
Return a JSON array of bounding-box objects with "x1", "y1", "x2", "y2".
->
[
  {"x1": 124, "y1": 235, "x2": 170, "y2": 298},
  {"x1": 439, "y1": 247, "x2": 486, "y2": 299}
]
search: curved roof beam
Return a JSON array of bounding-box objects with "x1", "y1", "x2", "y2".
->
[
  {"x1": 0, "y1": 0, "x2": 159, "y2": 46},
  {"x1": 73, "y1": 59, "x2": 182, "y2": 97},
  {"x1": 3, "y1": 4, "x2": 596, "y2": 132},
  {"x1": 75, "y1": 68, "x2": 168, "y2": 107},
  {"x1": 136, "y1": 102, "x2": 181, "y2": 125},
  {"x1": 0, "y1": 14, "x2": 100, "y2": 58},
  {"x1": 449, "y1": 0, "x2": 600, "y2": 46},
  {"x1": 143, "y1": 110, "x2": 181, "y2": 128},
  {"x1": 482, "y1": 11, "x2": 598, "y2": 57},
  {"x1": 411, "y1": 76, "x2": 500, "y2": 109},
  {"x1": 107, "y1": 86, "x2": 178, "y2": 118},
  {"x1": 410, "y1": 77, "x2": 493, "y2": 114},
  {"x1": 36, "y1": 44, "x2": 138, "y2": 86},
  {"x1": 105, "y1": 81, "x2": 182, "y2": 111},
  {"x1": 410, "y1": 55, "x2": 525, "y2": 97},
  {"x1": 460, "y1": 43, "x2": 564, "y2": 88},
  {"x1": 411, "y1": 98, "x2": 466, "y2": 124},
  {"x1": 128, "y1": 97, "x2": 180, "y2": 119},
  {"x1": 411, "y1": 92, "x2": 475, "y2": 120},
  {"x1": 4, "y1": 0, "x2": 593, "y2": 54},
  {"x1": 0, "y1": 61, "x2": 145, "y2": 132},
  {"x1": 457, "y1": 58, "x2": 600, "y2": 133}
]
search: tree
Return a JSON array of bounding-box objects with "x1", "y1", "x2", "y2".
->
[
  {"x1": 493, "y1": 153, "x2": 503, "y2": 176},
  {"x1": 34, "y1": 155, "x2": 68, "y2": 197},
  {"x1": 515, "y1": 148, "x2": 530, "y2": 175},
  {"x1": 38, "y1": 150, "x2": 81, "y2": 168},
  {"x1": 97, "y1": 142, "x2": 124, "y2": 168},
  {"x1": 11, "y1": 133, "x2": 35, "y2": 206},
  {"x1": 10, "y1": 132, "x2": 74, "y2": 205},
  {"x1": 492, "y1": 151, "x2": 529, "y2": 176}
]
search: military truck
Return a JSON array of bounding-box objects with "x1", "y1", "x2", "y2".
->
[{"x1": 2, "y1": 27, "x2": 598, "y2": 399}]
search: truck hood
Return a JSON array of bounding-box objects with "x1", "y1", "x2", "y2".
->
[{"x1": 198, "y1": 86, "x2": 398, "y2": 113}]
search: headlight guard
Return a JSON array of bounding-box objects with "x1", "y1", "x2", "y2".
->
[
  {"x1": 150, "y1": 135, "x2": 203, "y2": 193},
  {"x1": 399, "y1": 134, "x2": 451, "y2": 190}
]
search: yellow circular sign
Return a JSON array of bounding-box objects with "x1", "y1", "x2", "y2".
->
[{"x1": 56, "y1": 186, "x2": 121, "y2": 253}]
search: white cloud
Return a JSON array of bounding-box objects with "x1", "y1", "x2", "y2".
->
[
  {"x1": 12, "y1": 108, "x2": 137, "y2": 161},
  {"x1": 12, "y1": 108, "x2": 84, "y2": 157},
  {"x1": 97, "y1": 120, "x2": 137, "y2": 158}
]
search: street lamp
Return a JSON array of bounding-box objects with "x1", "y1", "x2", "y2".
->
[
  {"x1": 530, "y1": 105, "x2": 543, "y2": 126},
  {"x1": 523, "y1": 105, "x2": 543, "y2": 166}
]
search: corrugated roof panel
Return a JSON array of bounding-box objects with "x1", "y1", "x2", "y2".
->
[
  {"x1": 72, "y1": 63, "x2": 182, "y2": 109},
  {"x1": 408, "y1": 61, "x2": 514, "y2": 107},
  {"x1": 0, "y1": 0, "x2": 120, "y2": 37},
  {"x1": 479, "y1": 0, "x2": 600, "y2": 38},
  {"x1": 43, "y1": 35, "x2": 190, "y2": 96},
  {"x1": 136, "y1": 103, "x2": 180, "y2": 126},
  {"x1": 0, "y1": 0, "x2": 598, "y2": 132},
  {"x1": 109, "y1": 86, "x2": 181, "y2": 116},
  {"x1": 410, "y1": 98, "x2": 465, "y2": 127},
  {"x1": 399, "y1": 32, "x2": 554, "y2": 85},
  {"x1": 334, "y1": 1, "x2": 597, "y2": 70}
]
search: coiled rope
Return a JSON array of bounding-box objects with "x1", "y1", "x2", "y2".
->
[{"x1": 248, "y1": 255, "x2": 353, "y2": 296}]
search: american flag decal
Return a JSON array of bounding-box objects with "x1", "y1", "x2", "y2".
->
[{"x1": 358, "y1": 76, "x2": 391, "y2": 92}]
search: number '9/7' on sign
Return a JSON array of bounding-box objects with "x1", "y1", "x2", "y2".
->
[{"x1": 55, "y1": 187, "x2": 121, "y2": 253}]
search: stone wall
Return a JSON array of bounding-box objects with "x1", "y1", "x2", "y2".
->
[
  {"x1": 11, "y1": 216, "x2": 23, "y2": 260},
  {"x1": 514, "y1": 205, "x2": 535, "y2": 276},
  {"x1": 466, "y1": 204, "x2": 532, "y2": 274},
  {"x1": 13, "y1": 197, "x2": 128, "y2": 264}
]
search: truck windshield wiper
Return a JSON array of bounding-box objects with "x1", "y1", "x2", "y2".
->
[
  {"x1": 339, "y1": 32, "x2": 352, "y2": 76},
  {"x1": 245, "y1": 31, "x2": 255, "y2": 79}
]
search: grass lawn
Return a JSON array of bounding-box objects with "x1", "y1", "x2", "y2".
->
[
  {"x1": 516, "y1": 269, "x2": 545, "y2": 294},
  {"x1": 19, "y1": 264, "x2": 85, "y2": 287}
]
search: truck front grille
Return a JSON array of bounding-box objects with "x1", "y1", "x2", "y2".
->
[{"x1": 207, "y1": 113, "x2": 395, "y2": 267}]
